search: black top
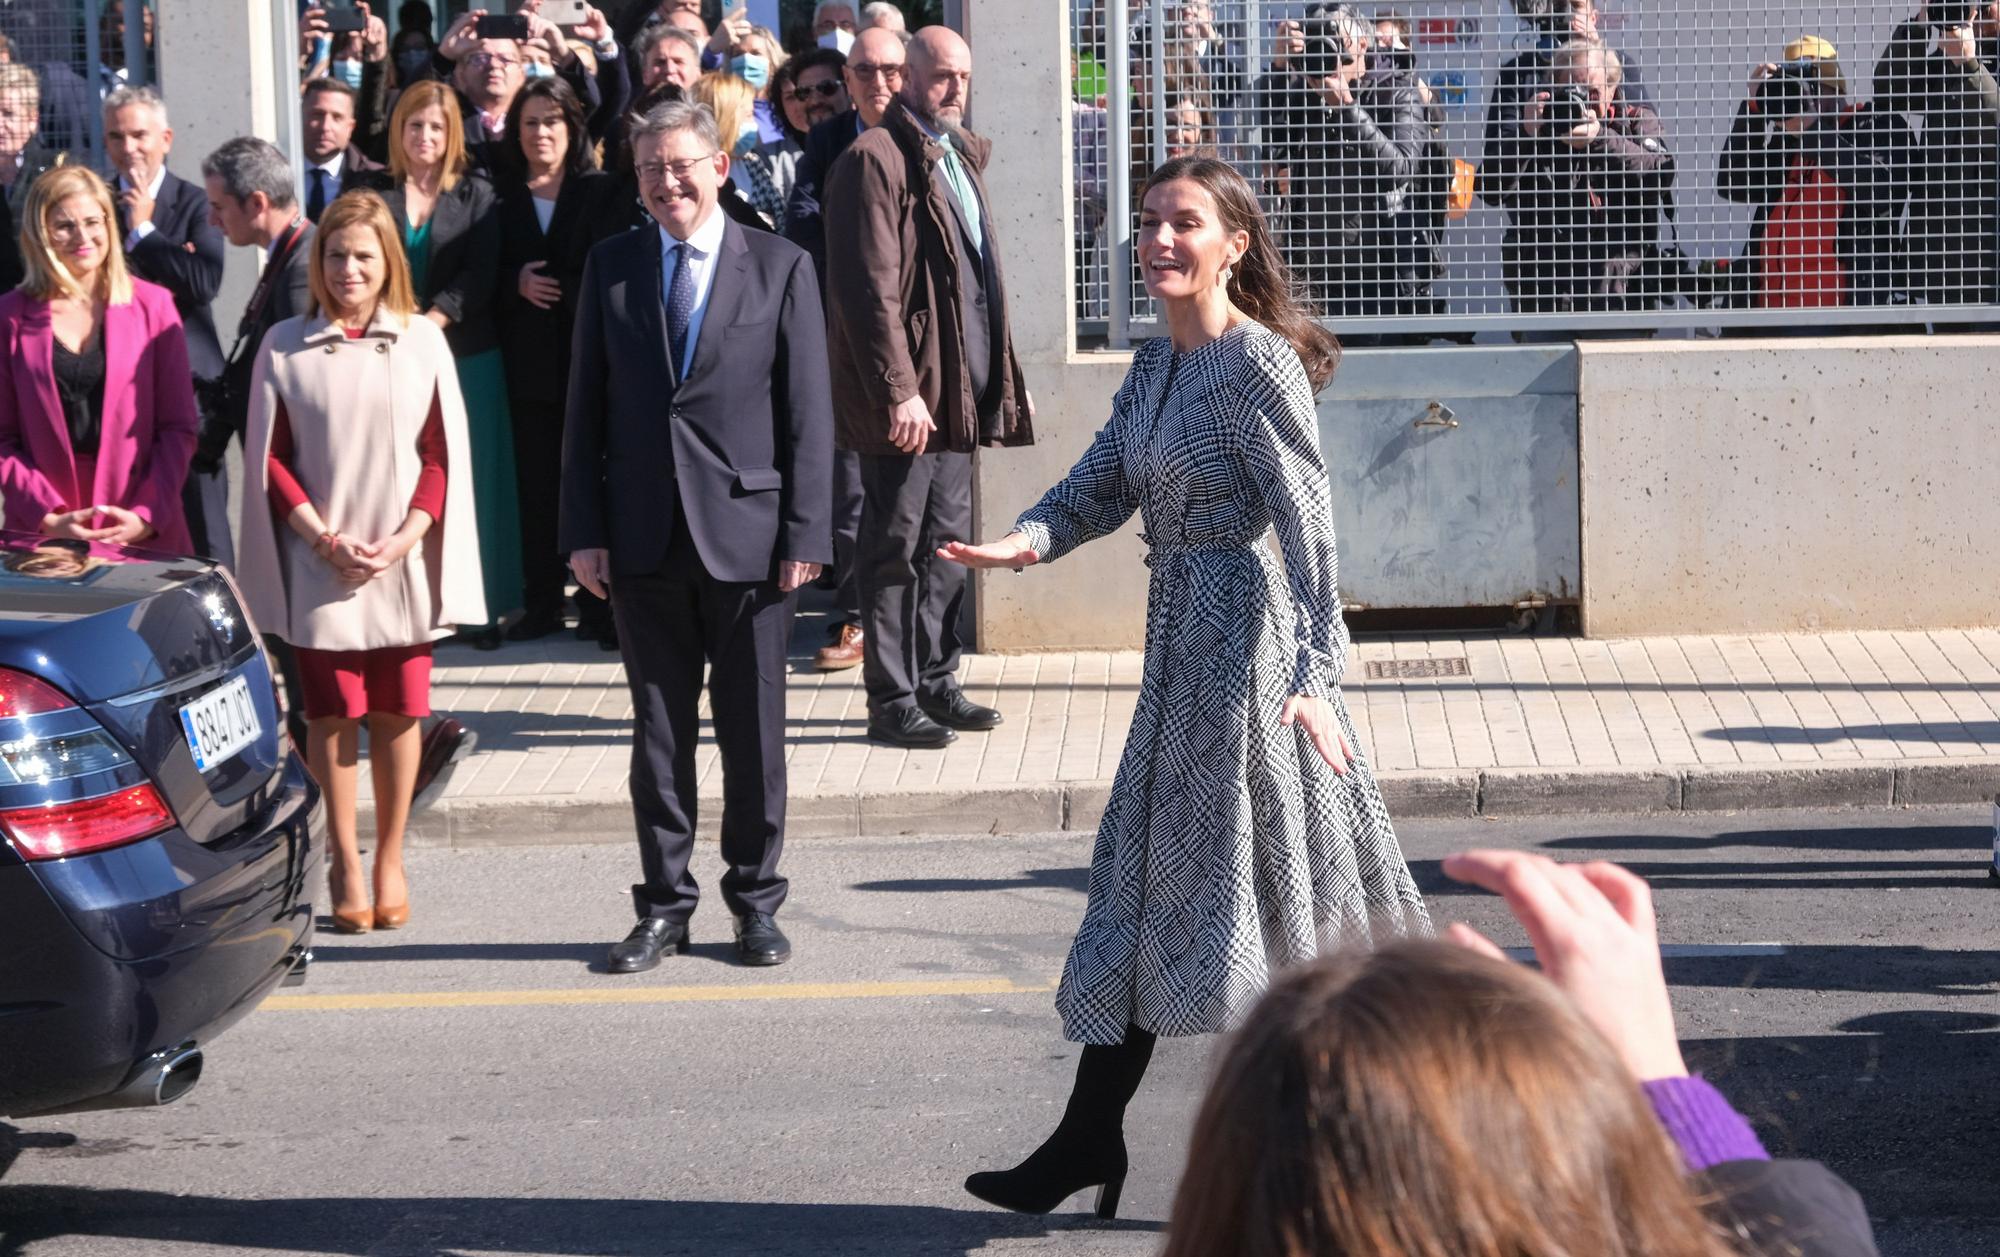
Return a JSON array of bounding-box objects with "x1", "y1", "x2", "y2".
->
[{"x1": 51, "y1": 335, "x2": 104, "y2": 457}]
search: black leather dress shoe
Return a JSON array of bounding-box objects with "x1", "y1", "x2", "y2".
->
[
  {"x1": 733, "y1": 913, "x2": 792, "y2": 966},
  {"x1": 607, "y1": 919, "x2": 690, "y2": 974},
  {"x1": 867, "y1": 706, "x2": 957, "y2": 748},
  {"x1": 920, "y1": 688, "x2": 1004, "y2": 732}
]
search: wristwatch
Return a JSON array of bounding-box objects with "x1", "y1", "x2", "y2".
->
[{"x1": 595, "y1": 35, "x2": 619, "y2": 59}]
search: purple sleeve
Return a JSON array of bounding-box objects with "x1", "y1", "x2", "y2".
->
[{"x1": 1642, "y1": 1076, "x2": 1771, "y2": 1173}]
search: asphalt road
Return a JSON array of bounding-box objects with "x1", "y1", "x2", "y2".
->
[{"x1": 1, "y1": 807, "x2": 1995, "y2": 1257}]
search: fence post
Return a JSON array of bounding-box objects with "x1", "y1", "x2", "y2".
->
[{"x1": 1108, "y1": 0, "x2": 1133, "y2": 349}]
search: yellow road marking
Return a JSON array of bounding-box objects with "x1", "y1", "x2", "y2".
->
[{"x1": 263, "y1": 976, "x2": 1055, "y2": 1012}]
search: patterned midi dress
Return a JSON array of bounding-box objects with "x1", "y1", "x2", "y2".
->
[{"x1": 1013, "y1": 321, "x2": 1432, "y2": 1046}]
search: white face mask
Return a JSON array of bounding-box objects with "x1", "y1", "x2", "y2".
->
[{"x1": 818, "y1": 28, "x2": 855, "y2": 55}]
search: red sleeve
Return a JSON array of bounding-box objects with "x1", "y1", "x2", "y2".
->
[
  {"x1": 408, "y1": 386, "x2": 447, "y2": 522},
  {"x1": 266, "y1": 397, "x2": 311, "y2": 517}
]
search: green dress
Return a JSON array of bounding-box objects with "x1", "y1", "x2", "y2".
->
[{"x1": 405, "y1": 216, "x2": 523, "y2": 627}]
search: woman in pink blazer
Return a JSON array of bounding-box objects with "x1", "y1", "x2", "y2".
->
[{"x1": 0, "y1": 165, "x2": 197, "y2": 552}]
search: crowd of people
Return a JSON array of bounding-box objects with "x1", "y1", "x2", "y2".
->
[
  {"x1": 1078, "y1": 0, "x2": 2000, "y2": 330},
  {"x1": 0, "y1": 4, "x2": 1895, "y2": 1251}
]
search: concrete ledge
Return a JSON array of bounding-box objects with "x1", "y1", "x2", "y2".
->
[
  {"x1": 1377, "y1": 771, "x2": 1481, "y2": 819},
  {"x1": 1682, "y1": 765, "x2": 1896, "y2": 812},
  {"x1": 366, "y1": 759, "x2": 1990, "y2": 847},
  {"x1": 1480, "y1": 768, "x2": 1682, "y2": 816},
  {"x1": 1894, "y1": 761, "x2": 2000, "y2": 807}
]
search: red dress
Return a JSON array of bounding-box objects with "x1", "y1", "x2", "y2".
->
[{"x1": 268, "y1": 329, "x2": 449, "y2": 721}]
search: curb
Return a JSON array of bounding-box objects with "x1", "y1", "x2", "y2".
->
[{"x1": 375, "y1": 758, "x2": 2000, "y2": 846}]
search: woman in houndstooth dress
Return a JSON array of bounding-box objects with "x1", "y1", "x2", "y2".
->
[{"x1": 948, "y1": 156, "x2": 1431, "y2": 1220}]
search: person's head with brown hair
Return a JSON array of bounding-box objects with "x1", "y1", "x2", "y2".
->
[
  {"x1": 1163, "y1": 940, "x2": 1739, "y2": 1257},
  {"x1": 388, "y1": 79, "x2": 467, "y2": 191},
  {"x1": 307, "y1": 190, "x2": 416, "y2": 322},
  {"x1": 1137, "y1": 155, "x2": 1340, "y2": 391},
  {"x1": 19, "y1": 165, "x2": 130, "y2": 304}
]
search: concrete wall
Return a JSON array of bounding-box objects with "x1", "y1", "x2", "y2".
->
[
  {"x1": 967, "y1": 0, "x2": 1149, "y2": 651},
  {"x1": 157, "y1": 0, "x2": 290, "y2": 335},
  {"x1": 1577, "y1": 336, "x2": 2000, "y2": 637}
]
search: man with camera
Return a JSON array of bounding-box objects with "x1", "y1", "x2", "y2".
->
[
  {"x1": 432, "y1": 5, "x2": 625, "y2": 177},
  {"x1": 1873, "y1": 3, "x2": 2000, "y2": 310},
  {"x1": 1497, "y1": 40, "x2": 1674, "y2": 319},
  {"x1": 1479, "y1": 0, "x2": 1648, "y2": 311},
  {"x1": 1719, "y1": 38, "x2": 1913, "y2": 316},
  {"x1": 1256, "y1": 4, "x2": 1436, "y2": 320}
]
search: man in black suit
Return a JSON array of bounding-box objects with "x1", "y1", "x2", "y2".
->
[
  {"x1": 783, "y1": 25, "x2": 905, "y2": 674},
  {"x1": 103, "y1": 86, "x2": 227, "y2": 562},
  {"x1": 562, "y1": 100, "x2": 833, "y2": 974},
  {"x1": 301, "y1": 78, "x2": 390, "y2": 222}
]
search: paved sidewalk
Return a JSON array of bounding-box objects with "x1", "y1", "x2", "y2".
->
[{"x1": 374, "y1": 625, "x2": 2000, "y2": 844}]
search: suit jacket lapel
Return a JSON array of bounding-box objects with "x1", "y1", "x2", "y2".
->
[
  {"x1": 685, "y1": 216, "x2": 747, "y2": 388},
  {"x1": 101, "y1": 298, "x2": 137, "y2": 464},
  {"x1": 21, "y1": 307, "x2": 78, "y2": 503}
]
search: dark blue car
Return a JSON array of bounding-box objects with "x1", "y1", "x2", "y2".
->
[{"x1": 0, "y1": 535, "x2": 320, "y2": 1118}]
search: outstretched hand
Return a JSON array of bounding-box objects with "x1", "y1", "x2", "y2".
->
[
  {"x1": 1441, "y1": 850, "x2": 1688, "y2": 1083},
  {"x1": 938, "y1": 533, "x2": 1041, "y2": 570}
]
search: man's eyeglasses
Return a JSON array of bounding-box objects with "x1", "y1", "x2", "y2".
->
[
  {"x1": 637, "y1": 158, "x2": 710, "y2": 183},
  {"x1": 790, "y1": 80, "x2": 845, "y2": 101},
  {"x1": 848, "y1": 61, "x2": 904, "y2": 81},
  {"x1": 467, "y1": 52, "x2": 520, "y2": 69}
]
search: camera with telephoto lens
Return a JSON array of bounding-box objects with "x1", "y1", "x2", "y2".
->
[
  {"x1": 1512, "y1": 0, "x2": 1576, "y2": 35},
  {"x1": 1294, "y1": 15, "x2": 1359, "y2": 81},
  {"x1": 1542, "y1": 83, "x2": 1597, "y2": 133},
  {"x1": 1758, "y1": 62, "x2": 1818, "y2": 118}
]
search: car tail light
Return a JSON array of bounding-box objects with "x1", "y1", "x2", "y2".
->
[
  {"x1": 0, "y1": 784, "x2": 175, "y2": 859},
  {"x1": 0, "y1": 666, "x2": 179, "y2": 861},
  {"x1": 0, "y1": 669, "x2": 75, "y2": 718}
]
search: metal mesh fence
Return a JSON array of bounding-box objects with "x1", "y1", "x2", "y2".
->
[
  {"x1": 0, "y1": 1, "x2": 156, "y2": 173},
  {"x1": 1073, "y1": 0, "x2": 2000, "y2": 343}
]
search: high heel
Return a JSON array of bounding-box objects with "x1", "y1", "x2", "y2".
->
[
  {"x1": 963, "y1": 1130, "x2": 1128, "y2": 1216},
  {"x1": 1094, "y1": 1177, "x2": 1125, "y2": 1221},
  {"x1": 374, "y1": 902, "x2": 409, "y2": 930},
  {"x1": 330, "y1": 905, "x2": 373, "y2": 934}
]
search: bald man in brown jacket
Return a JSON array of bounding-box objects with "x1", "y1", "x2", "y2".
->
[{"x1": 823, "y1": 25, "x2": 1033, "y2": 750}]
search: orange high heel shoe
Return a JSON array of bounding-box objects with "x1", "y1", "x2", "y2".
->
[
  {"x1": 374, "y1": 901, "x2": 410, "y2": 930},
  {"x1": 328, "y1": 864, "x2": 373, "y2": 934}
]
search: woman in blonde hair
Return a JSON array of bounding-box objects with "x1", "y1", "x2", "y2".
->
[
  {"x1": 237, "y1": 189, "x2": 486, "y2": 935},
  {"x1": 691, "y1": 71, "x2": 787, "y2": 224},
  {"x1": 384, "y1": 79, "x2": 519, "y2": 650},
  {"x1": 0, "y1": 164, "x2": 197, "y2": 551}
]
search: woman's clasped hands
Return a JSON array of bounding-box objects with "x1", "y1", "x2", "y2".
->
[{"x1": 319, "y1": 529, "x2": 423, "y2": 587}]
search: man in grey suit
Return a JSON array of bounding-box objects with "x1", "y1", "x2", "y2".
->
[{"x1": 562, "y1": 101, "x2": 834, "y2": 975}]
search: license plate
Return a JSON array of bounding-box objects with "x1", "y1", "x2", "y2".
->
[{"x1": 179, "y1": 675, "x2": 261, "y2": 773}]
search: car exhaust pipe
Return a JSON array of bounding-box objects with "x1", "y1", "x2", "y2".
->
[{"x1": 26, "y1": 1044, "x2": 203, "y2": 1116}]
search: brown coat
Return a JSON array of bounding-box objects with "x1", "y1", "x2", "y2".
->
[{"x1": 822, "y1": 101, "x2": 1033, "y2": 456}]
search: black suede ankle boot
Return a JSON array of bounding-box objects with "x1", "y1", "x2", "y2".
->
[{"x1": 964, "y1": 1026, "x2": 1157, "y2": 1218}]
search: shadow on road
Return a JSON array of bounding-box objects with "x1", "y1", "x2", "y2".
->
[{"x1": 0, "y1": 1188, "x2": 1160, "y2": 1255}]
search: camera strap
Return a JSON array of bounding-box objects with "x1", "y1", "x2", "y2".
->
[{"x1": 228, "y1": 216, "x2": 309, "y2": 369}]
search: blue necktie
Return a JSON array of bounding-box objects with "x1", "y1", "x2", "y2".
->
[{"x1": 666, "y1": 241, "x2": 695, "y2": 378}]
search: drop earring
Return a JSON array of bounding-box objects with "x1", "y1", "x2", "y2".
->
[{"x1": 1219, "y1": 264, "x2": 1234, "y2": 288}]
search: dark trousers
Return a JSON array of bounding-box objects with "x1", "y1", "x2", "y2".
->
[
  {"x1": 857, "y1": 450, "x2": 971, "y2": 715},
  {"x1": 830, "y1": 449, "x2": 864, "y2": 626},
  {"x1": 611, "y1": 510, "x2": 791, "y2": 924},
  {"x1": 515, "y1": 397, "x2": 611, "y2": 630}
]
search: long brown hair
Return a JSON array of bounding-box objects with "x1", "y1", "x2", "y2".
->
[
  {"x1": 1162, "y1": 942, "x2": 1742, "y2": 1257},
  {"x1": 1140, "y1": 155, "x2": 1339, "y2": 392},
  {"x1": 308, "y1": 190, "x2": 417, "y2": 320}
]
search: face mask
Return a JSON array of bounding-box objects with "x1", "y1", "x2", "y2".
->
[
  {"x1": 523, "y1": 60, "x2": 556, "y2": 80},
  {"x1": 818, "y1": 29, "x2": 855, "y2": 55},
  {"x1": 331, "y1": 58, "x2": 364, "y2": 90},
  {"x1": 396, "y1": 49, "x2": 431, "y2": 81},
  {"x1": 731, "y1": 53, "x2": 769, "y2": 88}
]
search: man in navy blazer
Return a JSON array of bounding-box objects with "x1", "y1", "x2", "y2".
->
[
  {"x1": 104, "y1": 86, "x2": 227, "y2": 560},
  {"x1": 562, "y1": 100, "x2": 833, "y2": 975}
]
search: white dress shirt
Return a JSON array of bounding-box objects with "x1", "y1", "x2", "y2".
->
[
  {"x1": 309, "y1": 152, "x2": 349, "y2": 205},
  {"x1": 118, "y1": 164, "x2": 168, "y2": 249},
  {"x1": 658, "y1": 203, "x2": 727, "y2": 380}
]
